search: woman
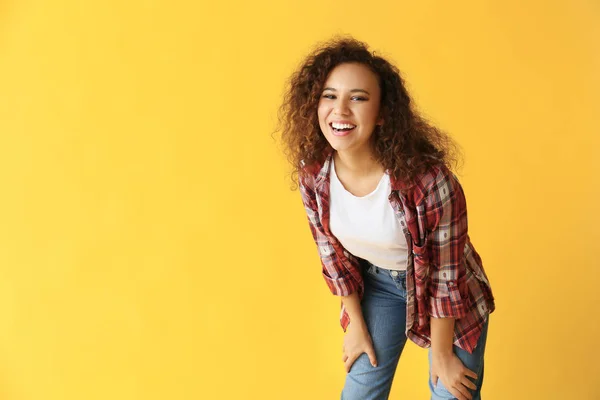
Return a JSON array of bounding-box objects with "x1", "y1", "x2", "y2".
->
[{"x1": 277, "y1": 37, "x2": 495, "y2": 400}]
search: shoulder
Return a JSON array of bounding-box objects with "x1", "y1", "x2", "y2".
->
[
  {"x1": 299, "y1": 157, "x2": 327, "y2": 189},
  {"x1": 413, "y1": 164, "x2": 458, "y2": 193},
  {"x1": 299, "y1": 161, "x2": 316, "y2": 188},
  {"x1": 409, "y1": 164, "x2": 462, "y2": 205}
]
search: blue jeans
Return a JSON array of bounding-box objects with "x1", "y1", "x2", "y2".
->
[{"x1": 341, "y1": 262, "x2": 489, "y2": 400}]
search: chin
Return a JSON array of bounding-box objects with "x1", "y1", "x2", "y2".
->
[
  {"x1": 324, "y1": 136, "x2": 347, "y2": 150},
  {"x1": 329, "y1": 142, "x2": 355, "y2": 153}
]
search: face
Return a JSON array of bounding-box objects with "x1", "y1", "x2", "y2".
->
[{"x1": 317, "y1": 62, "x2": 382, "y2": 155}]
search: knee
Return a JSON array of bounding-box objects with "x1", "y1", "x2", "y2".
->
[
  {"x1": 429, "y1": 379, "x2": 456, "y2": 399},
  {"x1": 429, "y1": 378, "x2": 480, "y2": 400}
]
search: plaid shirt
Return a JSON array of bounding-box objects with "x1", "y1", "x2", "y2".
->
[{"x1": 299, "y1": 151, "x2": 495, "y2": 353}]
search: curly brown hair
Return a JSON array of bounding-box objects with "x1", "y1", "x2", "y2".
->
[{"x1": 276, "y1": 36, "x2": 462, "y2": 190}]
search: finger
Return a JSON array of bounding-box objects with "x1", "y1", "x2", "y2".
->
[
  {"x1": 431, "y1": 373, "x2": 438, "y2": 387},
  {"x1": 344, "y1": 354, "x2": 358, "y2": 373},
  {"x1": 365, "y1": 346, "x2": 378, "y2": 367},
  {"x1": 447, "y1": 386, "x2": 463, "y2": 400},
  {"x1": 452, "y1": 384, "x2": 472, "y2": 400},
  {"x1": 342, "y1": 353, "x2": 348, "y2": 363},
  {"x1": 461, "y1": 376, "x2": 477, "y2": 391},
  {"x1": 449, "y1": 388, "x2": 466, "y2": 400},
  {"x1": 463, "y1": 366, "x2": 478, "y2": 380}
]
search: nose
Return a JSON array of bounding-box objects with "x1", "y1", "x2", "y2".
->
[{"x1": 333, "y1": 98, "x2": 350, "y2": 116}]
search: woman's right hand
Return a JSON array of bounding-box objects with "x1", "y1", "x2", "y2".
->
[{"x1": 342, "y1": 320, "x2": 378, "y2": 372}]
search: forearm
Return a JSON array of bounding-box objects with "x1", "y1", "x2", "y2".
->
[
  {"x1": 430, "y1": 316, "x2": 455, "y2": 358},
  {"x1": 341, "y1": 291, "x2": 366, "y2": 328}
]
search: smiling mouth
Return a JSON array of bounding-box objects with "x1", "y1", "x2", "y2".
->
[{"x1": 329, "y1": 122, "x2": 357, "y2": 136}]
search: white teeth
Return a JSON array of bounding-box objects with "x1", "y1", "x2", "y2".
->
[{"x1": 331, "y1": 122, "x2": 356, "y2": 130}]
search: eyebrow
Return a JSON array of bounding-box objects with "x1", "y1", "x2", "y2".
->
[{"x1": 322, "y1": 87, "x2": 370, "y2": 95}]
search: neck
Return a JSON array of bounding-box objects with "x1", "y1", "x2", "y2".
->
[{"x1": 334, "y1": 146, "x2": 382, "y2": 177}]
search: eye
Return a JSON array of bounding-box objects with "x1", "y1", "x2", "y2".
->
[
  {"x1": 352, "y1": 96, "x2": 368, "y2": 101},
  {"x1": 322, "y1": 94, "x2": 336, "y2": 99}
]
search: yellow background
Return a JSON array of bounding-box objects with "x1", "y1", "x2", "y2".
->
[{"x1": 0, "y1": 0, "x2": 598, "y2": 399}]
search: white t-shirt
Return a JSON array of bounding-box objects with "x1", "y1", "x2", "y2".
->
[{"x1": 329, "y1": 157, "x2": 409, "y2": 271}]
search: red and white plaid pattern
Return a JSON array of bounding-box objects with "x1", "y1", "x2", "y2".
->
[{"x1": 299, "y1": 150, "x2": 495, "y2": 353}]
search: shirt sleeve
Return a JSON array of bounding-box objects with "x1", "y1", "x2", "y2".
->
[
  {"x1": 423, "y1": 167, "x2": 469, "y2": 319},
  {"x1": 299, "y1": 174, "x2": 359, "y2": 297}
]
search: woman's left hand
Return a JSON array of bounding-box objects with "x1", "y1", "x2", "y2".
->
[{"x1": 430, "y1": 353, "x2": 478, "y2": 400}]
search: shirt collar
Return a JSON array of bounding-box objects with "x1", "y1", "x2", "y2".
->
[{"x1": 313, "y1": 149, "x2": 412, "y2": 192}]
